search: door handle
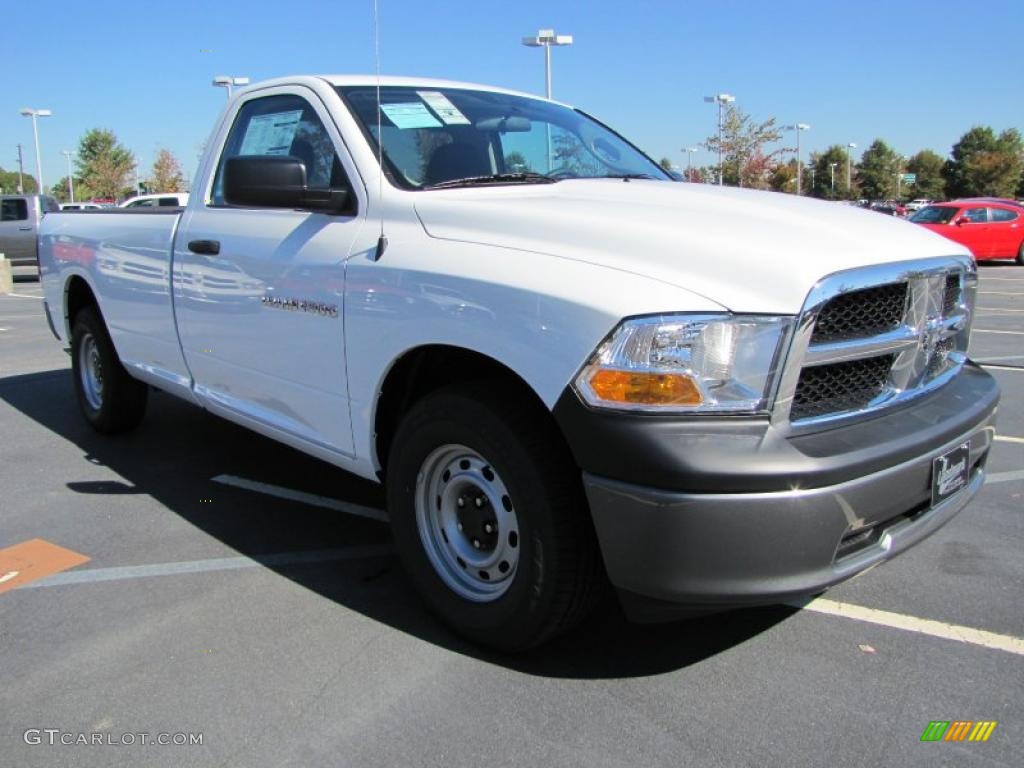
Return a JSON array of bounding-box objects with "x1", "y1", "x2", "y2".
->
[
  {"x1": 18, "y1": 226, "x2": 32, "y2": 231},
  {"x1": 188, "y1": 239, "x2": 220, "y2": 256}
]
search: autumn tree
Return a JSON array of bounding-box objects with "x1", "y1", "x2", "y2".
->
[
  {"x1": 943, "y1": 126, "x2": 1023, "y2": 198},
  {"x1": 905, "y1": 150, "x2": 947, "y2": 200},
  {"x1": 857, "y1": 140, "x2": 902, "y2": 200},
  {"x1": 76, "y1": 129, "x2": 135, "y2": 201},
  {"x1": 150, "y1": 148, "x2": 185, "y2": 193},
  {"x1": 704, "y1": 104, "x2": 783, "y2": 188}
]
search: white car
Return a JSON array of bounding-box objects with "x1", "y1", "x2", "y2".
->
[
  {"x1": 118, "y1": 192, "x2": 190, "y2": 208},
  {"x1": 905, "y1": 198, "x2": 933, "y2": 212},
  {"x1": 38, "y1": 75, "x2": 998, "y2": 650}
]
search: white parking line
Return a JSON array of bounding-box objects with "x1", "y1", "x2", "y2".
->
[
  {"x1": 986, "y1": 469, "x2": 1024, "y2": 485},
  {"x1": 978, "y1": 292, "x2": 1024, "y2": 296},
  {"x1": 981, "y1": 364, "x2": 1024, "y2": 372},
  {"x1": 2, "y1": 293, "x2": 43, "y2": 300},
  {"x1": 995, "y1": 435, "x2": 1024, "y2": 444},
  {"x1": 976, "y1": 308, "x2": 1024, "y2": 313},
  {"x1": 18, "y1": 544, "x2": 393, "y2": 590},
  {"x1": 793, "y1": 598, "x2": 1024, "y2": 656},
  {"x1": 973, "y1": 329, "x2": 1024, "y2": 335},
  {"x1": 211, "y1": 474, "x2": 389, "y2": 522}
]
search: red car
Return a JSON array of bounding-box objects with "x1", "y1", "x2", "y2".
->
[{"x1": 910, "y1": 199, "x2": 1024, "y2": 264}]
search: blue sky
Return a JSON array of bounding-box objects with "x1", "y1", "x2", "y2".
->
[{"x1": 3, "y1": 0, "x2": 1022, "y2": 192}]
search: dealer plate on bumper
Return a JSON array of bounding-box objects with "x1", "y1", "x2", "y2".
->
[{"x1": 932, "y1": 442, "x2": 971, "y2": 508}]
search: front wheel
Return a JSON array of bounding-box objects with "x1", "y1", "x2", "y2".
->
[
  {"x1": 386, "y1": 384, "x2": 602, "y2": 651},
  {"x1": 1017, "y1": 240, "x2": 1024, "y2": 266},
  {"x1": 70, "y1": 306, "x2": 148, "y2": 433}
]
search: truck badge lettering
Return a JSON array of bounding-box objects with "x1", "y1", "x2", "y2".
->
[{"x1": 261, "y1": 295, "x2": 338, "y2": 318}]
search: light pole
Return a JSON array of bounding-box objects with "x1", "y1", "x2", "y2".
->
[
  {"x1": 808, "y1": 166, "x2": 816, "y2": 193},
  {"x1": 16, "y1": 144, "x2": 25, "y2": 193},
  {"x1": 846, "y1": 142, "x2": 856, "y2": 194},
  {"x1": 784, "y1": 123, "x2": 810, "y2": 194},
  {"x1": 521, "y1": 29, "x2": 573, "y2": 99},
  {"x1": 703, "y1": 93, "x2": 735, "y2": 185},
  {"x1": 682, "y1": 146, "x2": 699, "y2": 181},
  {"x1": 62, "y1": 150, "x2": 75, "y2": 203},
  {"x1": 212, "y1": 75, "x2": 250, "y2": 99},
  {"x1": 829, "y1": 162, "x2": 837, "y2": 193},
  {"x1": 19, "y1": 108, "x2": 52, "y2": 193}
]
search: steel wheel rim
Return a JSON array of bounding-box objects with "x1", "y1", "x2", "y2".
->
[
  {"x1": 415, "y1": 444, "x2": 520, "y2": 602},
  {"x1": 79, "y1": 332, "x2": 104, "y2": 410}
]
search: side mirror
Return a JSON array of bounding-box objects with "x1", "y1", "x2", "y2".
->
[
  {"x1": 955, "y1": 216, "x2": 969, "y2": 226},
  {"x1": 223, "y1": 155, "x2": 350, "y2": 214}
]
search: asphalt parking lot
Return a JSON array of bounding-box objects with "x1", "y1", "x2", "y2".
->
[{"x1": 1, "y1": 265, "x2": 1021, "y2": 767}]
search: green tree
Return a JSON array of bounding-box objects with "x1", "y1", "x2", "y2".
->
[
  {"x1": 857, "y1": 139, "x2": 902, "y2": 200},
  {"x1": 905, "y1": 150, "x2": 947, "y2": 200},
  {"x1": 769, "y1": 158, "x2": 798, "y2": 192},
  {"x1": 658, "y1": 156, "x2": 673, "y2": 172},
  {"x1": 943, "y1": 126, "x2": 1023, "y2": 198},
  {"x1": 0, "y1": 167, "x2": 37, "y2": 194},
  {"x1": 808, "y1": 145, "x2": 852, "y2": 199},
  {"x1": 150, "y1": 148, "x2": 184, "y2": 192},
  {"x1": 76, "y1": 129, "x2": 135, "y2": 201},
  {"x1": 704, "y1": 104, "x2": 783, "y2": 188}
]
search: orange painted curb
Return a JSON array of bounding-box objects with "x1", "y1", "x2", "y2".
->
[{"x1": 0, "y1": 539, "x2": 91, "y2": 594}]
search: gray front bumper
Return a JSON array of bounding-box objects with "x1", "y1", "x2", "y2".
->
[{"x1": 582, "y1": 388, "x2": 996, "y2": 621}]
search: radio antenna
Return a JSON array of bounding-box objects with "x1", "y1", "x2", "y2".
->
[{"x1": 371, "y1": 0, "x2": 387, "y2": 261}]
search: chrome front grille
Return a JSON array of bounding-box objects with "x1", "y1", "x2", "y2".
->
[
  {"x1": 774, "y1": 256, "x2": 976, "y2": 427},
  {"x1": 810, "y1": 283, "x2": 908, "y2": 342}
]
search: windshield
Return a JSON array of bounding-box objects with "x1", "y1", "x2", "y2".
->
[
  {"x1": 338, "y1": 85, "x2": 670, "y2": 189},
  {"x1": 910, "y1": 205, "x2": 958, "y2": 224}
]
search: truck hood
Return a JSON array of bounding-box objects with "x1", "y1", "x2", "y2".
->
[{"x1": 413, "y1": 180, "x2": 970, "y2": 314}]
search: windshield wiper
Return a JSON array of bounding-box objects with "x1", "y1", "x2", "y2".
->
[
  {"x1": 423, "y1": 172, "x2": 557, "y2": 190},
  {"x1": 602, "y1": 173, "x2": 658, "y2": 180}
]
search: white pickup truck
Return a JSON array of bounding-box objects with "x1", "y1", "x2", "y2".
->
[{"x1": 39, "y1": 75, "x2": 999, "y2": 650}]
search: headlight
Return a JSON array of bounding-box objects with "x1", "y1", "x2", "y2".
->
[{"x1": 575, "y1": 314, "x2": 793, "y2": 413}]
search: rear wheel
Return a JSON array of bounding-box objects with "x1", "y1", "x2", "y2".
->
[
  {"x1": 386, "y1": 383, "x2": 601, "y2": 651},
  {"x1": 70, "y1": 306, "x2": 148, "y2": 433},
  {"x1": 1017, "y1": 240, "x2": 1023, "y2": 266}
]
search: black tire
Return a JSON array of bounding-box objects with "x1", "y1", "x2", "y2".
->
[
  {"x1": 1017, "y1": 240, "x2": 1024, "y2": 266},
  {"x1": 386, "y1": 383, "x2": 602, "y2": 651},
  {"x1": 70, "y1": 306, "x2": 148, "y2": 434}
]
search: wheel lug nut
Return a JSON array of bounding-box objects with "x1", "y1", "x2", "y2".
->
[
  {"x1": 484, "y1": 523, "x2": 493, "y2": 534},
  {"x1": 457, "y1": 498, "x2": 465, "y2": 508},
  {"x1": 457, "y1": 523, "x2": 463, "y2": 532},
  {"x1": 475, "y1": 497, "x2": 483, "y2": 508},
  {"x1": 472, "y1": 539, "x2": 481, "y2": 549}
]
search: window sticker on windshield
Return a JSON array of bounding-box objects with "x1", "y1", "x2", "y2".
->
[
  {"x1": 380, "y1": 102, "x2": 442, "y2": 129},
  {"x1": 417, "y1": 91, "x2": 471, "y2": 125},
  {"x1": 239, "y1": 110, "x2": 303, "y2": 155}
]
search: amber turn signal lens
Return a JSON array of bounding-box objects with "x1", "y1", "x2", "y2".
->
[{"x1": 588, "y1": 369, "x2": 703, "y2": 406}]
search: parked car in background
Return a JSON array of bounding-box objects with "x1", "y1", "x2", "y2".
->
[
  {"x1": 61, "y1": 202, "x2": 104, "y2": 211},
  {"x1": 910, "y1": 200, "x2": 1024, "y2": 264},
  {"x1": 0, "y1": 193, "x2": 60, "y2": 266},
  {"x1": 869, "y1": 201, "x2": 906, "y2": 217},
  {"x1": 118, "y1": 192, "x2": 190, "y2": 208},
  {"x1": 905, "y1": 199, "x2": 932, "y2": 212}
]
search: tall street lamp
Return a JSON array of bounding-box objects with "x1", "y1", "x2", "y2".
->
[
  {"x1": 682, "y1": 146, "x2": 699, "y2": 181},
  {"x1": 703, "y1": 93, "x2": 735, "y2": 185},
  {"x1": 62, "y1": 150, "x2": 75, "y2": 203},
  {"x1": 829, "y1": 162, "x2": 838, "y2": 193},
  {"x1": 784, "y1": 123, "x2": 810, "y2": 194},
  {"x1": 212, "y1": 75, "x2": 250, "y2": 99},
  {"x1": 521, "y1": 29, "x2": 573, "y2": 99},
  {"x1": 19, "y1": 108, "x2": 52, "y2": 193},
  {"x1": 846, "y1": 142, "x2": 857, "y2": 193}
]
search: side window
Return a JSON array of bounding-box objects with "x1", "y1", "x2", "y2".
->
[
  {"x1": 962, "y1": 207, "x2": 987, "y2": 223},
  {"x1": 43, "y1": 196, "x2": 61, "y2": 213},
  {"x1": 128, "y1": 199, "x2": 156, "y2": 208},
  {"x1": 212, "y1": 93, "x2": 344, "y2": 206},
  {"x1": 1, "y1": 199, "x2": 29, "y2": 221},
  {"x1": 990, "y1": 207, "x2": 1018, "y2": 223},
  {"x1": 158, "y1": 197, "x2": 180, "y2": 207}
]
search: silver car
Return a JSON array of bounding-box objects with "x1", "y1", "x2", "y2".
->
[{"x1": 0, "y1": 194, "x2": 61, "y2": 267}]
